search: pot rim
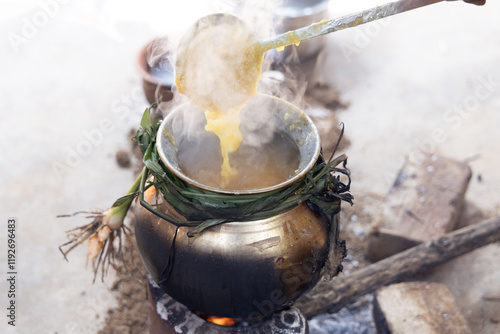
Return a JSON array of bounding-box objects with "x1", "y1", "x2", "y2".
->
[{"x1": 156, "y1": 93, "x2": 321, "y2": 195}]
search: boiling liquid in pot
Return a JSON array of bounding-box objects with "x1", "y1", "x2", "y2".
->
[{"x1": 178, "y1": 131, "x2": 300, "y2": 191}]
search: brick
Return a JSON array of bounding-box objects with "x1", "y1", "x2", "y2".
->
[
  {"x1": 373, "y1": 282, "x2": 471, "y2": 334},
  {"x1": 366, "y1": 154, "x2": 471, "y2": 262}
]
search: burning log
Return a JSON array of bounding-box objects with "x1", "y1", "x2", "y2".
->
[{"x1": 296, "y1": 216, "x2": 500, "y2": 318}]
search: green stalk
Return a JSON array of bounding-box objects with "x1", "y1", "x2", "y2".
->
[{"x1": 106, "y1": 168, "x2": 144, "y2": 230}]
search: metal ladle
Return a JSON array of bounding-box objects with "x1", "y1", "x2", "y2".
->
[
  {"x1": 175, "y1": 0, "x2": 484, "y2": 110},
  {"x1": 260, "y1": 0, "x2": 485, "y2": 51}
]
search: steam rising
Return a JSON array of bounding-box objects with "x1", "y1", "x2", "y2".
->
[
  {"x1": 163, "y1": 97, "x2": 304, "y2": 191},
  {"x1": 148, "y1": 0, "x2": 317, "y2": 190}
]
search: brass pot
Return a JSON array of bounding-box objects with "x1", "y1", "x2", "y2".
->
[{"x1": 134, "y1": 94, "x2": 338, "y2": 318}]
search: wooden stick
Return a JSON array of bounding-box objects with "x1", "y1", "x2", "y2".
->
[{"x1": 296, "y1": 216, "x2": 500, "y2": 318}]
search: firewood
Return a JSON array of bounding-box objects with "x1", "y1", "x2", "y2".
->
[{"x1": 296, "y1": 216, "x2": 500, "y2": 318}]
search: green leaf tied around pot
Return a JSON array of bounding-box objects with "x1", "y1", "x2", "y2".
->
[{"x1": 134, "y1": 105, "x2": 353, "y2": 236}]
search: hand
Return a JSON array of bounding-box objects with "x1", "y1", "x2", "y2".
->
[
  {"x1": 447, "y1": 0, "x2": 486, "y2": 5},
  {"x1": 464, "y1": 0, "x2": 486, "y2": 5}
]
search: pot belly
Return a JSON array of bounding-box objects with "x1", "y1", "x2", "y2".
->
[{"x1": 134, "y1": 195, "x2": 330, "y2": 318}]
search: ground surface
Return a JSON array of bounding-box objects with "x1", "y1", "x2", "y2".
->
[{"x1": 0, "y1": 1, "x2": 499, "y2": 333}]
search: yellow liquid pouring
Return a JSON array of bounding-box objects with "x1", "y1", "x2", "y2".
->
[
  {"x1": 175, "y1": 15, "x2": 309, "y2": 188},
  {"x1": 178, "y1": 131, "x2": 300, "y2": 191},
  {"x1": 175, "y1": 19, "x2": 266, "y2": 187}
]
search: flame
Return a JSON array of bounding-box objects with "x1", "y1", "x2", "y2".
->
[{"x1": 205, "y1": 316, "x2": 238, "y2": 327}]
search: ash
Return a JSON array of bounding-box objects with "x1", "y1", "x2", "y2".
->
[{"x1": 308, "y1": 295, "x2": 376, "y2": 334}]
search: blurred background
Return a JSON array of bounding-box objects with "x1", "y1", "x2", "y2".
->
[{"x1": 0, "y1": 0, "x2": 499, "y2": 333}]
